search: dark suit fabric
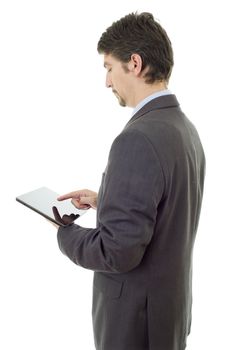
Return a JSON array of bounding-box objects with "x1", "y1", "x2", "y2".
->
[{"x1": 57, "y1": 95, "x2": 205, "y2": 350}]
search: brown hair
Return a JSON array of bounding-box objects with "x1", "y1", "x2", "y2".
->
[{"x1": 97, "y1": 12, "x2": 174, "y2": 84}]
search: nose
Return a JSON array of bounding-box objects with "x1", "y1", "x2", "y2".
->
[{"x1": 105, "y1": 73, "x2": 112, "y2": 88}]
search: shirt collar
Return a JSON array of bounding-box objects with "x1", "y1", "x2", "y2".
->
[{"x1": 132, "y1": 89, "x2": 172, "y2": 117}]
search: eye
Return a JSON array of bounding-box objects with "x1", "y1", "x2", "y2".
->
[{"x1": 108, "y1": 68, "x2": 112, "y2": 73}]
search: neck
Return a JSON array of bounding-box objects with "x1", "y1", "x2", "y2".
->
[{"x1": 131, "y1": 81, "x2": 168, "y2": 108}]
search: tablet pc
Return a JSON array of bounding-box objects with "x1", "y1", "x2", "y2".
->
[{"x1": 16, "y1": 187, "x2": 87, "y2": 226}]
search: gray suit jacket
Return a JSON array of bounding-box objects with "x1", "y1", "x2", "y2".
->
[{"x1": 57, "y1": 95, "x2": 205, "y2": 350}]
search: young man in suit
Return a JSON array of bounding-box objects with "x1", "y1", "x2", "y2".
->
[{"x1": 55, "y1": 12, "x2": 205, "y2": 350}]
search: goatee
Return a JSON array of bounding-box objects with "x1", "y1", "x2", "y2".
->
[{"x1": 113, "y1": 90, "x2": 126, "y2": 107}]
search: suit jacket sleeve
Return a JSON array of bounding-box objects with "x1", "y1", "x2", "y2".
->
[{"x1": 57, "y1": 129, "x2": 165, "y2": 273}]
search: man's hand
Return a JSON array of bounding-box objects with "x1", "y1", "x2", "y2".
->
[
  {"x1": 57, "y1": 189, "x2": 98, "y2": 210},
  {"x1": 46, "y1": 207, "x2": 80, "y2": 229}
]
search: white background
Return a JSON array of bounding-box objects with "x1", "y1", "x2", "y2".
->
[{"x1": 1, "y1": 0, "x2": 233, "y2": 349}]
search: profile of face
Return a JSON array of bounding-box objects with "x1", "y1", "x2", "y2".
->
[{"x1": 104, "y1": 54, "x2": 131, "y2": 107}]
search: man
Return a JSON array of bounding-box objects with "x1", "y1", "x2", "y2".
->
[{"x1": 55, "y1": 12, "x2": 205, "y2": 350}]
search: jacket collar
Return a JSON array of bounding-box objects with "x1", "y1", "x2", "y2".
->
[{"x1": 125, "y1": 94, "x2": 180, "y2": 127}]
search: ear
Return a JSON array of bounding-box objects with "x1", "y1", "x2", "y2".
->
[{"x1": 128, "y1": 54, "x2": 143, "y2": 76}]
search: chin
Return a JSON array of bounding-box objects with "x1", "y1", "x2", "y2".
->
[
  {"x1": 119, "y1": 100, "x2": 126, "y2": 107},
  {"x1": 114, "y1": 91, "x2": 126, "y2": 107},
  {"x1": 117, "y1": 96, "x2": 126, "y2": 107}
]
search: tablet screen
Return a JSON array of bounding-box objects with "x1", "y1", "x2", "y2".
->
[{"x1": 16, "y1": 187, "x2": 86, "y2": 226}]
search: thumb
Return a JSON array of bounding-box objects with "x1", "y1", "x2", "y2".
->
[
  {"x1": 79, "y1": 196, "x2": 97, "y2": 209},
  {"x1": 71, "y1": 198, "x2": 90, "y2": 209}
]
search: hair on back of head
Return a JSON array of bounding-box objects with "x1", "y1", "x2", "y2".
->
[{"x1": 97, "y1": 12, "x2": 174, "y2": 84}]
